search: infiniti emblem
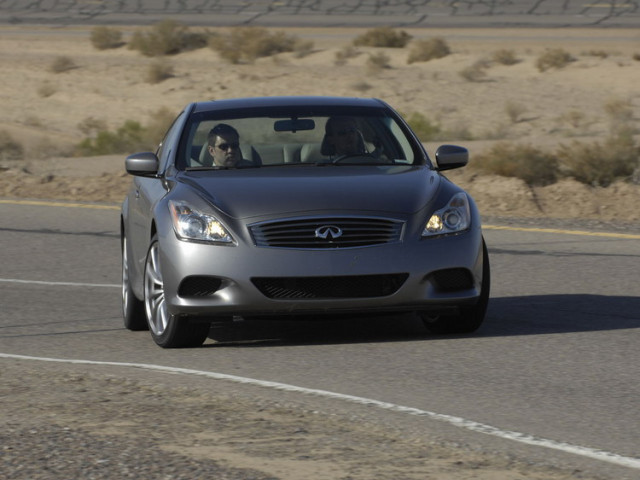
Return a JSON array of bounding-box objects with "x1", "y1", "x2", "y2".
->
[{"x1": 315, "y1": 225, "x2": 343, "y2": 240}]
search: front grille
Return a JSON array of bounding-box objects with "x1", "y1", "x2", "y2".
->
[
  {"x1": 250, "y1": 217, "x2": 404, "y2": 249},
  {"x1": 428, "y1": 268, "x2": 474, "y2": 292},
  {"x1": 178, "y1": 276, "x2": 223, "y2": 297},
  {"x1": 252, "y1": 274, "x2": 409, "y2": 299}
]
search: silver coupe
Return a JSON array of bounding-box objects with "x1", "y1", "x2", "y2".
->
[{"x1": 121, "y1": 96, "x2": 490, "y2": 348}]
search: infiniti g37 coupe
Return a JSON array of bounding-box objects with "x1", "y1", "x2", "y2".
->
[{"x1": 121, "y1": 96, "x2": 490, "y2": 348}]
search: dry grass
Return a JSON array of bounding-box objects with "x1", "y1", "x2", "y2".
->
[
  {"x1": 407, "y1": 38, "x2": 450, "y2": 64},
  {"x1": 535, "y1": 48, "x2": 575, "y2": 72},
  {"x1": 49, "y1": 56, "x2": 77, "y2": 73},
  {"x1": 353, "y1": 27, "x2": 412, "y2": 48},
  {"x1": 90, "y1": 26, "x2": 124, "y2": 50},
  {"x1": 209, "y1": 27, "x2": 306, "y2": 64}
]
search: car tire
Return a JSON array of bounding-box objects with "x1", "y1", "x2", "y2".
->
[
  {"x1": 144, "y1": 235, "x2": 210, "y2": 348},
  {"x1": 122, "y1": 234, "x2": 147, "y2": 331},
  {"x1": 421, "y1": 239, "x2": 490, "y2": 334}
]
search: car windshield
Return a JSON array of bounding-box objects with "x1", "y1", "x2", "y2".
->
[{"x1": 177, "y1": 108, "x2": 423, "y2": 170}]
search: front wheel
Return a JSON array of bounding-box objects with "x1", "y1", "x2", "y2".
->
[
  {"x1": 421, "y1": 239, "x2": 490, "y2": 334},
  {"x1": 144, "y1": 235, "x2": 210, "y2": 348},
  {"x1": 122, "y1": 234, "x2": 147, "y2": 331}
]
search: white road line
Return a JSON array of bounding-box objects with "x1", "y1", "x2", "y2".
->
[
  {"x1": 1, "y1": 353, "x2": 639, "y2": 471},
  {"x1": 0, "y1": 278, "x2": 119, "y2": 288}
]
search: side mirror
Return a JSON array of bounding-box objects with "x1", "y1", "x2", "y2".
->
[
  {"x1": 125, "y1": 152, "x2": 159, "y2": 176},
  {"x1": 434, "y1": 145, "x2": 469, "y2": 171}
]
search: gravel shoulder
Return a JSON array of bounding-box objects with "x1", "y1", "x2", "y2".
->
[{"x1": 1, "y1": 358, "x2": 610, "y2": 480}]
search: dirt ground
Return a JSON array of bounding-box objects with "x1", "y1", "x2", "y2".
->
[
  {"x1": 1, "y1": 25, "x2": 639, "y2": 480},
  {"x1": 0, "y1": 25, "x2": 639, "y2": 222}
]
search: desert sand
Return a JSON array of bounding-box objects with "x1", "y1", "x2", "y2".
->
[{"x1": 1, "y1": 25, "x2": 639, "y2": 223}]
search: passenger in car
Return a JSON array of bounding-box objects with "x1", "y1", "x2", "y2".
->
[
  {"x1": 322, "y1": 116, "x2": 367, "y2": 157},
  {"x1": 207, "y1": 123, "x2": 254, "y2": 167}
]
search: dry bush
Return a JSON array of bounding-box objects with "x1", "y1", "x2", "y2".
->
[
  {"x1": 404, "y1": 112, "x2": 442, "y2": 142},
  {"x1": 0, "y1": 130, "x2": 24, "y2": 161},
  {"x1": 129, "y1": 20, "x2": 208, "y2": 56},
  {"x1": 407, "y1": 38, "x2": 450, "y2": 64},
  {"x1": 473, "y1": 143, "x2": 558, "y2": 186},
  {"x1": 535, "y1": 48, "x2": 575, "y2": 72},
  {"x1": 586, "y1": 49, "x2": 608, "y2": 59},
  {"x1": 351, "y1": 81, "x2": 373, "y2": 92},
  {"x1": 366, "y1": 52, "x2": 391, "y2": 74},
  {"x1": 558, "y1": 110, "x2": 588, "y2": 129},
  {"x1": 353, "y1": 27, "x2": 412, "y2": 48},
  {"x1": 458, "y1": 61, "x2": 488, "y2": 82},
  {"x1": 49, "y1": 56, "x2": 77, "y2": 73},
  {"x1": 492, "y1": 49, "x2": 519, "y2": 65},
  {"x1": 77, "y1": 117, "x2": 108, "y2": 136},
  {"x1": 505, "y1": 101, "x2": 527, "y2": 123},
  {"x1": 75, "y1": 107, "x2": 176, "y2": 156},
  {"x1": 334, "y1": 45, "x2": 360, "y2": 65},
  {"x1": 557, "y1": 134, "x2": 639, "y2": 186},
  {"x1": 292, "y1": 39, "x2": 314, "y2": 58},
  {"x1": 604, "y1": 98, "x2": 634, "y2": 133},
  {"x1": 209, "y1": 27, "x2": 302, "y2": 64},
  {"x1": 633, "y1": 53, "x2": 640, "y2": 61},
  {"x1": 146, "y1": 61, "x2": 175, "y2": 84},
  {"x1": 90, "y1": 26, "x2": 124, "y2": 50},
  {"x1": 37, "y1": 82, "x2": 57, "y2": 98}
]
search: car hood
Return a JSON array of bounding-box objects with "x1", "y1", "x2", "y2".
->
[{"x1": 178, "y1": 165, "x2": 442, "y2": 219}]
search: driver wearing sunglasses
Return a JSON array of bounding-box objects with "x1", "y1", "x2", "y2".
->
[{"x1": 207, "y1": 123, "x2": 252, "y2": 167}]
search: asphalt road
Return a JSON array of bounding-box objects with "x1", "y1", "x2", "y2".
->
[
  {"x1": 1, "y1": 0, "x2": 639, "y2": 28},
  {"x1": 1, "y1": 198, "x2": 639, "y2": 478}
]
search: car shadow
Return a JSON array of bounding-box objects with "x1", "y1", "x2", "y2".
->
[{"x1": 204, "y1": 294, "x2": 640, "y2": 348}]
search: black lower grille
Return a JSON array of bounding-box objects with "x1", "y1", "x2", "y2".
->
[
  {"x1": 178, "y1": 276, "x2": 223, "y2": 297},
  {"x1": 428, "y1": 268, "x2": 473, "y2": 291},
  {"x1": 252, "y1": 274, "x2": 408, "y2": 299}
]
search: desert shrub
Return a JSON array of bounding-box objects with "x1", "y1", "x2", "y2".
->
[
  {"x1": 458, "y1": 61, "x2": 488, "y2": 82},
  {"x1": 558, "y1": 110, "x2": 588, "y2": 129},
  {"x1": 404, "y1": 112, "x2": 441, "y2": 142},
  {"x1": 37, "y1": 82, "x2": 57, "y2": 98},
  {"x1": 407, "y1": 38, "x2": 450, "y2": 64},
  {"x1": 353, "y1": 27, "x2": 412, "y2": 48},
  {"x1": 77, "y1": 117, "x2": 108, "y2": 136},
  {"x1": 129, "y1": 20, "x2": 208, "y2": 56},
  {"x1": 557, "y1": 134, "x2": 639, "y2": 186},
  {"x1": 505, "y1": 101, "x2": 527, "y2": 124},
  {"x1": 633, "y1": 53, "x2": 640, "y2": 61},
  {"x1": 535, "y1": 48, "x2": 575, "y2": 72},
  {"x1": 293, "y1": 39, "x2": 314, "y2": 58},
  {"x1": 350, "y1": 81, "x2": 373, "y2": 92},
  {"x1": 335, "y1": 45, "x2": 359, "y2": 65},
  {"x1": 90, "y1": 26, "x2": 124, "y2": 50},
  {"x1": 473, "y1": 143, "x2": 558, "y2": 186},
  {"x1": 146, "y1": 61, "x2": 175, "y2": 84},
  {"x1": 604, "y1": 98, "x2": 634, "y2": 134},
  {"x1": 49, "y1": 56, "x2": 76, "y2": 73},
  {"x1": 0, "y1": 130, "x2": 24, "y2": 161},
  {"x1": 492, "y1": 49, "x2": 519, "y2": 65},
  {"x1": 586, "y1": 49, "x2": 608, "y2": 59},
  {"x1": 366, "y1": 52, "x2": 391, "y2": 74},
  {"x1": 75, "y1": 108, "x2": 176, "y2": 156},
  {"x1": 209, "y1": 27, "x2": 302, "y2": 64}
]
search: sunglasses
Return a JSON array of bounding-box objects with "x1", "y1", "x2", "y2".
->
[{"x1": 216, "y1": 142, "x2": 240, "y2": 151}]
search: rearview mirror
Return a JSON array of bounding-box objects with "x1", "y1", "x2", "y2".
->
[{"x1": 274, "y1": 118, "x2": 315, "y2": 132}]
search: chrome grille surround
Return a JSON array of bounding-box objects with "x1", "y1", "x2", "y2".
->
[{"x1": 249, "y1": 216, "x2": 404, "y2": 249}]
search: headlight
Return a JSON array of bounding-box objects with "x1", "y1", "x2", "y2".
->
[
  {"x1": 168, "y1": 200, "x2": 234, "y2": 244},
  {"x1": 422, "y1": 192, "x2": 471, "y2": 237}
]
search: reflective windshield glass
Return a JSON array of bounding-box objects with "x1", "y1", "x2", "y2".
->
[{"x1": 179, "y1": 110, "x2": 422, "y2": 169}]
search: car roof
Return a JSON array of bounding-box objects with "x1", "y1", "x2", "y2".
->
[{"x1": 191, "y1": 96, "x2": 388, "y2": 113}]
